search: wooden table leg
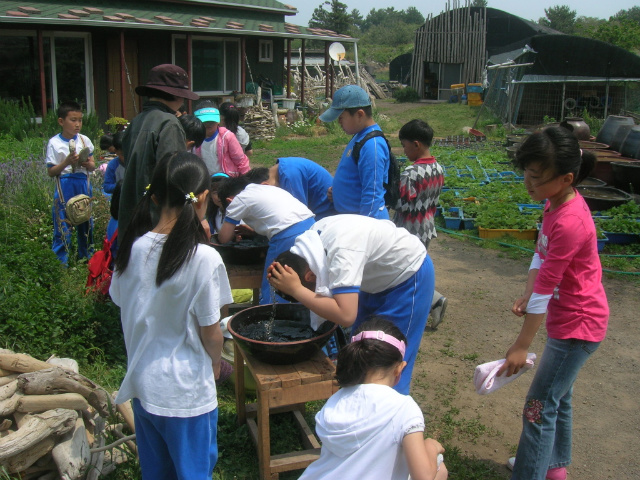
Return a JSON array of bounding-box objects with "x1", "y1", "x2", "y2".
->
[
  {"x1": 234, "y1": 341, "x2": 246, "y2": 426},
  {"x1": 257, "y1": 388, "x2": 273, "y2": 480}
]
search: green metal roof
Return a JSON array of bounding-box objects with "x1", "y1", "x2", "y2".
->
[{"x1": 0, "y1": 0, "x2": 356, "y2": 42}]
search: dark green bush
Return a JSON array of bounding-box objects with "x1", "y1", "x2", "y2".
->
[
  {"x1": 0, "y1": 98, "x2": 39, "y2": 141},
  {"x1": 393, "y1": 86, "x2": 420, "y2": 103}
]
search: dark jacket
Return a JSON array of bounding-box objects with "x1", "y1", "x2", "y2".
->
[{"x1": 118, "y1": 101, "x2": 185, "y2": 235}]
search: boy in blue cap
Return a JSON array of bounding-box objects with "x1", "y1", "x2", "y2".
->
[{"x1": 319, "y1": 85, "x2": 390, "y2": 220}]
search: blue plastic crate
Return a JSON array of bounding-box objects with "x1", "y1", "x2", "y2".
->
[
  {"x1": 597, "y1": 234, "x2": 608, "y2": 253},
  {"x1": 444, "y1": 217, "x2": 463, "y2": 229}
]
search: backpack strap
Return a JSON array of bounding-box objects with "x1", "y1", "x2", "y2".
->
[{"x1": 352, "y1": 130, "x2": 390, "y2": 164}]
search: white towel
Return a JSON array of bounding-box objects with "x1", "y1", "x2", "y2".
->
[
  {"x1": 474, "y1": 353, "x2": 536, "y2": 395},
  {"x1": 291, "y1": 230, "x2": 331, "y2": 330}
]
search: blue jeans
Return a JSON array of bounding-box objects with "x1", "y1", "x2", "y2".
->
[
  {"x1": 132, "y1": 399, "x2": 219, "y2": 480},
  {"x1": 511, "y1": 337, "x2": 600, "y2": 480}
]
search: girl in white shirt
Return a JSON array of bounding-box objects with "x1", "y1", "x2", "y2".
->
[
  {"x1": 299, "y1": 317, "x2": 448, "y2": 480},
  {"x1": 110, "y1": 151, "x2": 233, "y2": 480}
]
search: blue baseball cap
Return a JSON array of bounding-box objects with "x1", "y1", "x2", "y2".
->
[
  {"x1": 194, "y1": 107, "x2": 220, "y2": 123},
  {"x1": 319, "y1": 85, "x2": 371, "y2": 123}
]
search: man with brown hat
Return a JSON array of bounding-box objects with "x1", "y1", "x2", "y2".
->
[{"x1": 119, "y1": 64, "x2": 200, "y2": 235}]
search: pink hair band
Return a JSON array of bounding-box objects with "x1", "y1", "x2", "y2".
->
[{"x1": 351, "y1": 330, "x2": 406, "y2": 358}]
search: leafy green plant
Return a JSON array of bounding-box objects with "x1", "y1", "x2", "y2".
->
[
  {"x1": 393, "y1": 86, "x2": 420, "y2": 103},
  {"x1": 0, "y1": 98, "x2": 39, "y2": 141},
  {"x1": 104, "y1": 116, "x2": 129, "y2": 133},
  {"x1": 474, "y1": 202, "x2": 538, "y2": 230}
]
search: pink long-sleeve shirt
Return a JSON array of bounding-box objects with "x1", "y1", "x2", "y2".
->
[
  {"x1": 195, "y1": 126, "x2": 249, "y2": 176},
  {"x1": 534, "y1": 191, "x2": 609, "y2": 342}
]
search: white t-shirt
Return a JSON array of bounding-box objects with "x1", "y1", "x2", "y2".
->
[
  {"x1": 200, "y1": 134, "x2": 220, "y2": 175},
  {"x1": 110, "y1": 232, "x2": 233, "y2": 417},
  {"x1": 225, "y1": 183, "x2": 314, "y2": 239},
  {"x1": 314, "y1": 215, "x2": 426, "y2": 294},
  {"x1": 236, "y1": 126, "x2": 250, "y2": 151},
  {"x1": 299, "y1": 383, "x2": 425, "y2": 480},
  {"x1": 45, "y1": 133, "x2": 94, "y2": 175}
]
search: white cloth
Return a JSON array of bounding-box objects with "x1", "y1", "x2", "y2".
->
[
  {"x1": 110, "y1": 232, "x2": 233, "y2": 417},
  {"x1": 200, "y1": 134, "x2": 220, "y2": 174},
  {"x1": 45, "y1": 133, "x2": 94, "y2": 175},
  {"x1": 313, "y1": 215, "x2": 426, "y2": 294},
  {"x1": 236, "y1": 126, "x2": 251, "y2": 151},
  {"x1": 291, "y1": 229, "x2": 331, "y2": 330},
  {"x1": 299, "y1": 384, "x2": 425, "y2": 480},
  {"x1": 225, "y1": 184, "x2": 314, "y2": 239},
  {"x1": 474, "y1": 353, "x2": 536, "y2": 395}
]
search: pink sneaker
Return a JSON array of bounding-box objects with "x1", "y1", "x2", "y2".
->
[{"x1": 546, "y1": 467, "x2": 567, "y2": 480}]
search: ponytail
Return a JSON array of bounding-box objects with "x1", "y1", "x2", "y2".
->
[{"x1": 575, "y1": 149, "x2": 596, "y2": 186}]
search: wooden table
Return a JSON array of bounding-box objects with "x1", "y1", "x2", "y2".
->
[
  {"x1": 233, "y1": 342, "x2": 338, "y2": 479},
  {"x1": 221, "y1": 262, "x2": 263, "y2": 316}
]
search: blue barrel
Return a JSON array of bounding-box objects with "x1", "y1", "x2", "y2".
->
[{"x1": 609, "y1": 124, "x2": 633, "y2": 153}]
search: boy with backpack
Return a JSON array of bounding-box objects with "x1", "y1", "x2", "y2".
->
[{"x1": 320, "y1": 85, "x2": 398, "y2": 219}]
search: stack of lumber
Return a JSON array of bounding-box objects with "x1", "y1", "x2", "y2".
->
[
  {"x1": 242, "y1": 103, "x2": 277, "y2": 141},
  {"x1": 0, "y1": 351, "x2": 131, "y2": 479}
]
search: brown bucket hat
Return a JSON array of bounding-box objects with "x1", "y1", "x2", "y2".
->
[{"x1": 135, "y1": 64, "x2": 199, "y2": 100}]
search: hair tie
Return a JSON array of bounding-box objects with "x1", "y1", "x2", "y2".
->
[
  {"x1": 143, "y1": 184, "x2": 151, "y2": 196},
  {"x1": 351, "y1": 330, "x2": 406, "y2": 358},
  {"x1": 580, "y1": 148, "x2": 583, "y2": 156},
  {"x1": 185, "y1": 192, "x2": 198, "y2": 204}
]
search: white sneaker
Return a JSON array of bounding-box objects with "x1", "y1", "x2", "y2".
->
[
  {"x1": 507, "y1": 456, "x2": 516, "y2": 471},
  {"x1": 430, "y1": 297, "x2": 448, "y2": 329}
]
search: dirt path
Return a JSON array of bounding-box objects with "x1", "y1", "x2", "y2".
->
[{"x1": 412, "y1": 234, "x2": 640, "y2": 479}]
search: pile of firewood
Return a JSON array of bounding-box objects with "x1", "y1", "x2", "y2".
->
[
  {"x1": 242, "y1": 103, "x2": 277, "y2": 141},
  {"x1": 0, "y1": 350, "x2": 135, "y2": 479}
]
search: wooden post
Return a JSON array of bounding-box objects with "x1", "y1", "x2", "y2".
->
[
  {"x1": 301, "y1": 39, "x2": 306, "y2": 105},
  {"x1": 242, "y1": 37, "x2": 246, "y2": 94},
  {"x1": 37, "y1": 30, "x2": 47, "y2": 117},
  {"x1": 187, "y1": 34, "x2": 193, "y2": 112},
  {"x1": 286, "y1": 39, "x2": 292, "y2": 98},
  {"x1": 324, "y1": 42, "x2": 330, "y2": 100},
  {"x1": 120, "y1": 30, "x2": 126, "y2": 118}
]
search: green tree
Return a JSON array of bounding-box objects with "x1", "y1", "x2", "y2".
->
[
  {"x1": 471, "y1": 0, "x2": 488, "y2": 7},
  {"x1": 574, "y1": 16, "x2": 605, "y2": 38},
  {"x1": 351, "y1": 9, "x2": 365, "y2": 31},
  {"x1": 309, "y1": 0, "x2": 352, "y2": 35},
  {"x1": 613, "y1": 6, "x2": 640, "y2": 25},
  {"x1": 538, "y1": 5, "x2": 577, "y2": 34},
  {"x1": 592, "y1": 18, "x2": 640, "y2": 52}
]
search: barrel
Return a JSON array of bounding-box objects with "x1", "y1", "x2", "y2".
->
[
  {"x1": 609, "y1": 124, "x2": 633, "y2": 153},
  {"x1": 595, "y1": 115, "x2": 635, "y2": 146},
  {"x1": 620, "y1": 125, "x2": 640, "y2": 159}
]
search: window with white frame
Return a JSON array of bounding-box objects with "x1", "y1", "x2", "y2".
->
[
  {"x1": 173, "y1": 35, "x2": 240, "y2": 95},
  {"x1": 259, "y1": 40, "x2": 273, "y2": 63}
]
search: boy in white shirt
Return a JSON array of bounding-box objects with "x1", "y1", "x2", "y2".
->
[
  {"x1": 45, "y1": 101, "x2": 95, "y2": 264},
  {"x1": 217, "y1": 175, "x2": 315, "y2": 304}
]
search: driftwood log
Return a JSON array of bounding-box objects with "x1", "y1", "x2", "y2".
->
[
  {"x1": 18, "y1": 368, "x2": 111, "y2": 417},
  {"x1": 0, "y1": 409, "x2": 77, "y2": 471},
  {"x1": 17, "y1": 393, "x2": 90, "y2": 414},
  {"x1": 52, "y1": 416, "x2": 90, "y2": 480},
  {"x1": 0, "y1": 353, "x2": 53, "y2": 373}
]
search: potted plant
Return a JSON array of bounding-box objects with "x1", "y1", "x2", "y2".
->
[
  {"x1": 475, "y1": 202, "x2": 538, "y2": 240},
  {"x1": 104, "y1": 116, "x2": 128, "y2": 133}
]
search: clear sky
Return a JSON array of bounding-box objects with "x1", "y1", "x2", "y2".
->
[{"x1": 290, "y1": 0, "x2": 638, "y2": 27}]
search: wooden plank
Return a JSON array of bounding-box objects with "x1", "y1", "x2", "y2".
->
[
  {"x1": 265, "y1": 380, "x2": 337, "y2": 408},
  {"x1": 238, "y1": 344, "x2": 281, "y2": 390},
  {"x1": 273, "y1": 364, "x2": 302, "y2": 389},
  {"x1": 269, "y1": 448, "x2": 321, "y2": 473},
  {"x1": 292, "y1": 410, "x2": 321, "y2": 450},
  {"x1": 293, "y1": 359, "x2": 323, "y2": 385},
  {"x1": 246, "y1": 417, "x2": 258, "y2": 446}
]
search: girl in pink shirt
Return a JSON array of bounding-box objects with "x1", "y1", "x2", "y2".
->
[{"x1": 498, "y1": 127, "x2": 609, "y2": 480}]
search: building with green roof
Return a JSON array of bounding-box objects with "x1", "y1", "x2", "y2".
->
[{"x1": 0, "y1": 0, "x2": 356, "y2": 121}]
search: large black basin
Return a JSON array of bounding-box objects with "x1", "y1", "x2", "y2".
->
[
  {"x1": 211, "y1": 234, "x2": 268, "y2": 265},
  {"x1": 227, "y1": 303, "x2": 337, "y2": 365},
  {"x1": 576, "y1": 186, "x2": 633, "y2": 211},
  {"x1": 610, "y1": 161, "x2": 640, "y2": 194}
]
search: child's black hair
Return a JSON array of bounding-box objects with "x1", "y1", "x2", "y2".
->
[
  {"x1": 244, "y1": 167, "x2": 269, "y2": 184},
  {"x1": 114, "y1": 151, "x2": 210, "y2": 286},
  {"x1": 206, "y1": 173, "x2": 231, "y2": 227},
  {"x1": 219, "y1": 102, "x2": 240, "y2": 134},
  {"x1": 57, "y1": 101, "x2": 82, "y2": 120},
  {"x1": 112, "y1": 130, "x2": 126, "y2": 151},
  {"x1": 335, "y1": 317, "x2": 406, "y2": 387},
  {"x1": 216, "y1": 175, "x2": 250, "y2": 209},
  {"x1": 514, "y1": 126, "x2": 596, "y2": 186},
  {"x1": 179, "y1": 114, "x2": 206, "y2": 148},
  {"x1": 344, "y1": 105, "x2": 373, "y2": 118},
  {"x1": 274, "y1": 250, "x2": 309, "y2": 279},
  {"x1": 399, "y1": 119, "x2": 434, "y2": 147},
  {"x1": 195, "y1": 99, "x2": 217, "y2": 110},
  {"x1": 99, "y1": 134, "x2": 113, "y2": 150}
]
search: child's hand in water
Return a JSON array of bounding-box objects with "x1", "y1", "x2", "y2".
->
[{"x1": 267, "y1": 261, "x2": 302, "y2": 298}]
